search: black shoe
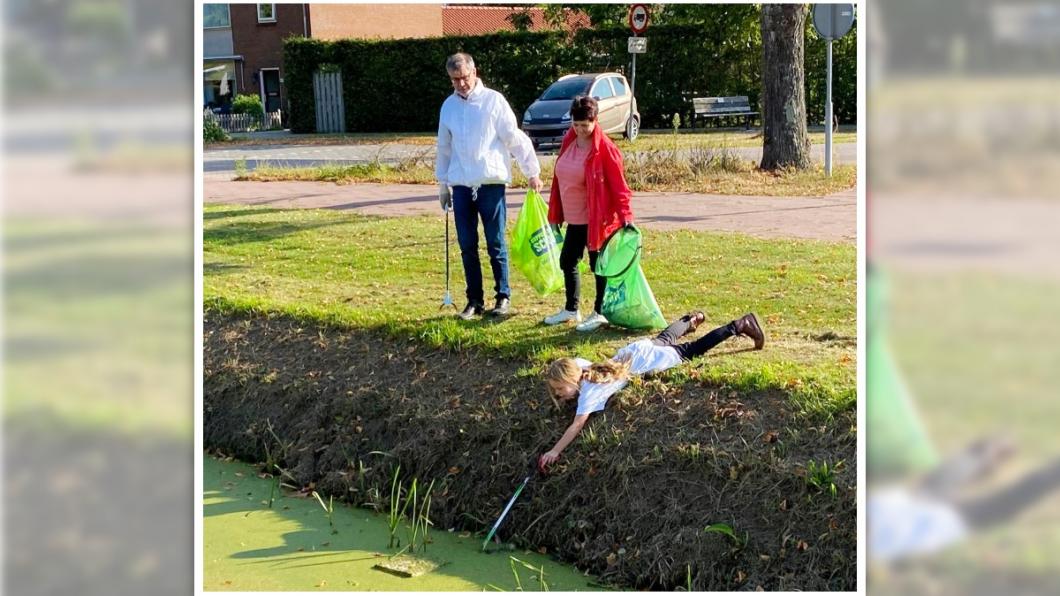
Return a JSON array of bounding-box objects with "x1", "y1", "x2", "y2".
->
[
  {"x1": 488, "y1": 297, "x2": 511, "y2": 317},
  {"x1": 457, "y1": 303, "x2": 484, "y2": 320}
]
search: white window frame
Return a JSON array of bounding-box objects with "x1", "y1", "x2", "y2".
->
[
  {"x1": 204, "y1": 4, "x2": 231, "y2": 29},
  {"x1": 257, "y1": 4, "x2": 276, "y2": 23}
]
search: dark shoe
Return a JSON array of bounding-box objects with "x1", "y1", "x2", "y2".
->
[
  {"x1": 457, "y1": 303, "x2": 484, "y2": 320},
  {"x1": 733, "y1": 313, "x2": 765, "y2": 350},
  {"x1": 488, "y1": 297, "x2": 511, "y2": 317},
  {"x1": 683, "y1": 311, "x2": 706, "y2": 333}
]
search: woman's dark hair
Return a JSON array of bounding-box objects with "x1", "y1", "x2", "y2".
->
[{"x1": 570, "y1": 95, "x2": 598, "y2": 122}]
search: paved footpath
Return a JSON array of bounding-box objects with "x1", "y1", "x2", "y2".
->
[
  {"x1": 204, "y1": 142, "x2": 857, "y2": 176},
  {"x1": 205, "y1": 179, "x2": 856, "y2": 242}
]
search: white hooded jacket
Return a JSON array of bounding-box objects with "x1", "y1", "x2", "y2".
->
[{"x1": 435, "y1": 80, "x2": 541, "y2": 188}]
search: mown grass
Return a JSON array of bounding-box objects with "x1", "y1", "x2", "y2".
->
[
  {"x1": 204, "y1": 205, "x2": 855, "y2": 419},
  {"x1": 873, "y1": 268, "x2": 1060, "y2": 590},
  {"x1": 239, "y1": 149, "x2": 856, "y2": 197}
]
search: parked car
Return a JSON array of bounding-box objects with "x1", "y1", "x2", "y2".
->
[{"x1": 521, "y1": 73, "x2": 640, "y2": 149}]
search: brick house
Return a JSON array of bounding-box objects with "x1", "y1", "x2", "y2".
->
[{"x1": 203, "y1": 4, "x2": 586, "y2": 116}]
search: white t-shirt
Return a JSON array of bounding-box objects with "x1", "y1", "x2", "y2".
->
[
  {"x1": 868, "y1": 487, "x2": 969, "y2": 562},
  {"x1": 573, "y1": 340, "x2": 682, "y2": 416}
]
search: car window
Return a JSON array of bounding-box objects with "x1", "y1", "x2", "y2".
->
[
  {"x1": 592, "y1": 78, "x2": 615, "y2": 100},
  {"x1": 540, "y1": 78, "x2": 593, "y2": 101},
  {"x1": 610, "y1": 77, "x2": 628, "y2": 96}
]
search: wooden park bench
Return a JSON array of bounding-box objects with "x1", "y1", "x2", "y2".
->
[{"x1": 691, "y1": 95, "x2": 759, "y2": 129}]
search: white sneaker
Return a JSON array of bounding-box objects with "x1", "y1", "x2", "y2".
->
[
  {"x1": 576, "y1": 312, "x2": 609, "y2": 332},
  {"x1": 543, "y1": 309, "x2": 581, "y2": 325}
]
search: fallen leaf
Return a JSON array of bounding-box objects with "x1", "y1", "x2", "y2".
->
[
  {"x1": 796, "y1": 540, "x2": 809, "y2": 552},
  {"x1": 735, "y1": 570, "x2": 747, "y2": 583},
  {"x1": 606, "y1": 553, "x2": 617, "y2": 567},
  {"x1": 779, "y1": 499, "x2": 789, "y2": 511},
  {"x1": 763, "y1": 431, "x2": 779, "y2": 443},
  {"x1": 538, "y1": 547, "x2": 548, "y2": 554},
  {"x1": 448, "y1": 466, "x2": 461, "y2": 475}
]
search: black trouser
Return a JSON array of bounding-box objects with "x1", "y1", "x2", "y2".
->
[
  {"x1": 651, "y1": 314, "x2": 737, "y2": 361},
  {"x1": 956, "y1": 457, "x2": 1060, "y2": 530},
  {"x1": 559, "y1": 224, "x2": 606, "y2": 314}
]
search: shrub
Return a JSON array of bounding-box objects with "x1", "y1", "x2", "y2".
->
[
  {"x1": 232, "y1": 93, "x2": 265, "y2": 119},
  {"x1": 204, "y1": 116, "x2": 229, "y2": 143}
]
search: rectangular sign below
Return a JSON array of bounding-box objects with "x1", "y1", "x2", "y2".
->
[{"x1": 628, "y1": 37, "x2": 647, "y2": 54}]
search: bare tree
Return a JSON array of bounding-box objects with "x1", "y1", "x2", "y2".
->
[{"x1": 760, "y1": 4, "x2": 812, "y2": 170}]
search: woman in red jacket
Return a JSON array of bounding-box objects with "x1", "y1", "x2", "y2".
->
[{"x1": 544, "y1": 96, "x2": 636, "y2": 332}]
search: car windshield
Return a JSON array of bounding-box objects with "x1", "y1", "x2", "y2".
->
[{"x1": 540, "y1": 78, "x2": 592, "y2": 101}]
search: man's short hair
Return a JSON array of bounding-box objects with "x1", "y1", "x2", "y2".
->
[{"x1": 446, "y1": 52, "x2": 475, "y2": 73}]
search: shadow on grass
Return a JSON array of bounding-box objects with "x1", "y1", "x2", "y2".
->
[
  {"x1": 204, "y1": 206, "x2": 286, "y2": 221},
  {"x1": 204, "y1": 219, "x2": 345, "y2": 247},
  {"x1": 7, "y1": 253, "x2": 190, "y2": 300}
]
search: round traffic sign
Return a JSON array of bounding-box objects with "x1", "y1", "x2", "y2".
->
[
  {"x1": 629, "y1": 4, "x2": 650, "y2": 35},
  {"x1": 812, "y1": 3, "x2": 855, "y2": 40}
]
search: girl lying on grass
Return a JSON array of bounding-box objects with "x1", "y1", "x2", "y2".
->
[{"x1": 539, "y1": 311, "x2": 765, "y2": 471}]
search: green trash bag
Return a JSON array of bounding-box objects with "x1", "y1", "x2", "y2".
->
[
  {"x1": 510, "y1": 190, "x2": 564, "y2": 296},
  {"x1": 867, "y1": 266, "x2": 938, "y2": 480},
  {"x1": 595, "y1": 226, "x2": 667, "y2": 330}
]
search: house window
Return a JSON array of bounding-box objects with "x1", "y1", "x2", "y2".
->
[
  {"x1": 204, "y1": 4, "x2": 230, "y2": 29},
  {"x1": 257, "y1": 4, "x2": 275, "y2": 23}
]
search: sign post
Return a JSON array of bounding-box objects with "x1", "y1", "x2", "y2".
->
[
  {"x1": 628, "y1": 4, "x2": 650, "y2": 99},
  {"x1": 812, "y1": 4, "x2": 855, "y2": 176}
]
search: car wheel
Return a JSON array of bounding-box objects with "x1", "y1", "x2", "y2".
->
[{"x1": 624, "y1": 115, "x2": 639, "y2": 141}]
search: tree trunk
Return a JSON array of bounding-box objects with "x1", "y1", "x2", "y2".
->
[{"x1": 760, "y1": 4, "x2": 812, "y2": 171}]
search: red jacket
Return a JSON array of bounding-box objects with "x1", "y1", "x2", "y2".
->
[{"x1": 547, "y1": 125, "x2": 635, "y2": 252}]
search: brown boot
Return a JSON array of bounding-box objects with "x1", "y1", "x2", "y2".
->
[
  {"x1": 733, "y1": 313, "x2": 765, "y2": 350},
  {"x1": 683, "y1": 311, "x2": 706, "y2": 333}
]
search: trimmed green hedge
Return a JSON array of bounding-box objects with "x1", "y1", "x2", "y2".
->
[{"x1": 284, "y1": 22, "x2": 856, "y2": 134}]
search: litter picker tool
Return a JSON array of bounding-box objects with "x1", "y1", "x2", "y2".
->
[
  {"x1": 481, "y1": 473, "x2": 532, "y2": 551},
  {"x1": 441, "y1": 205, "x2": 456, "y2": 310},
  {"x1": 481, "y1": 455, "x2": 547, "y2": 552}
]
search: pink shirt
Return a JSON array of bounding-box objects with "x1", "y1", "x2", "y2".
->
[{"x1": 554, "y1": 142, "x2": 590, "y2": 225}]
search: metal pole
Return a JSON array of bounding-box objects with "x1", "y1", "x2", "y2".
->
[
  {"x1": 631, "y1": 49, "x2": 637, "y2": 98},
  {"x1": 825, "y1": 36, "x2": 833, "y2": 176}
]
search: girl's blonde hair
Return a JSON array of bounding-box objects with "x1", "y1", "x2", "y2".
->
[{"x1": 545, "y1": 357, "x2": 631, "y2": 405}]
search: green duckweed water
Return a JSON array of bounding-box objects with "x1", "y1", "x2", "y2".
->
[{"x1": 204, "y1": 455, "x2": 606, "y2": 591}]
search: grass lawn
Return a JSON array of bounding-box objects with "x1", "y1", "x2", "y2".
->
[
  {"x1": 4, "y1": 219, "x2": 192, "y2": 437},
  {"x1": 875, "y1": 268, "x2": 1060, "y2": 590},
  {"x1": 204, "y1": 205, "x2": 855, "y2": 419}
]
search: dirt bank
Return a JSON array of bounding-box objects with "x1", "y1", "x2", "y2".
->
[{"x1": 204, "y1": 311, "x2": 855, "y2": 590}]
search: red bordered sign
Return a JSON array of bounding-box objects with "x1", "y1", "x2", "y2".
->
[{"x1": 628, "y1": 4, "x2": 650, "y2": 35}]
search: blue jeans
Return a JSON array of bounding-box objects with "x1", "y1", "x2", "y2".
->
[{"x1": 452, "y1": 184, "x2": 510, "y2": 305}]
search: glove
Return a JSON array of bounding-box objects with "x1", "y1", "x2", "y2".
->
[{"x1": 439, "y1": 184, "x2": 452, "y2": 211}]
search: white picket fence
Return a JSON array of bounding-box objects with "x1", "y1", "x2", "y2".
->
[{"x1": 206, "y1": 110, "x2": 284, "y2": 133}]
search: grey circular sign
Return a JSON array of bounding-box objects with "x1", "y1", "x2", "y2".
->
[{"x1": 812, "y1": 4, "x2": 855, "y2": 40}]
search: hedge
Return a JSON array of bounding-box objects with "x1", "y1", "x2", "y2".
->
[{"x1": 284, "y1": 22, "x2": 856, "y2": 134}]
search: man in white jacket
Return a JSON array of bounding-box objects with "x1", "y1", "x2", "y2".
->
[{"x1": 436, "y1": 52, "x2": 543, "y2": 320}]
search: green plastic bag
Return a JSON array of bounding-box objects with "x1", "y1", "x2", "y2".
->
[
  {"x1": 867, "y1": 266, "x2": 938, "y2": 479},
  {"x1": 595, "y1": 226, "x2": 667, "y2": 330},
  {"x1": 510, "y1": 190, "x2": 564, "y2": 296}
]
